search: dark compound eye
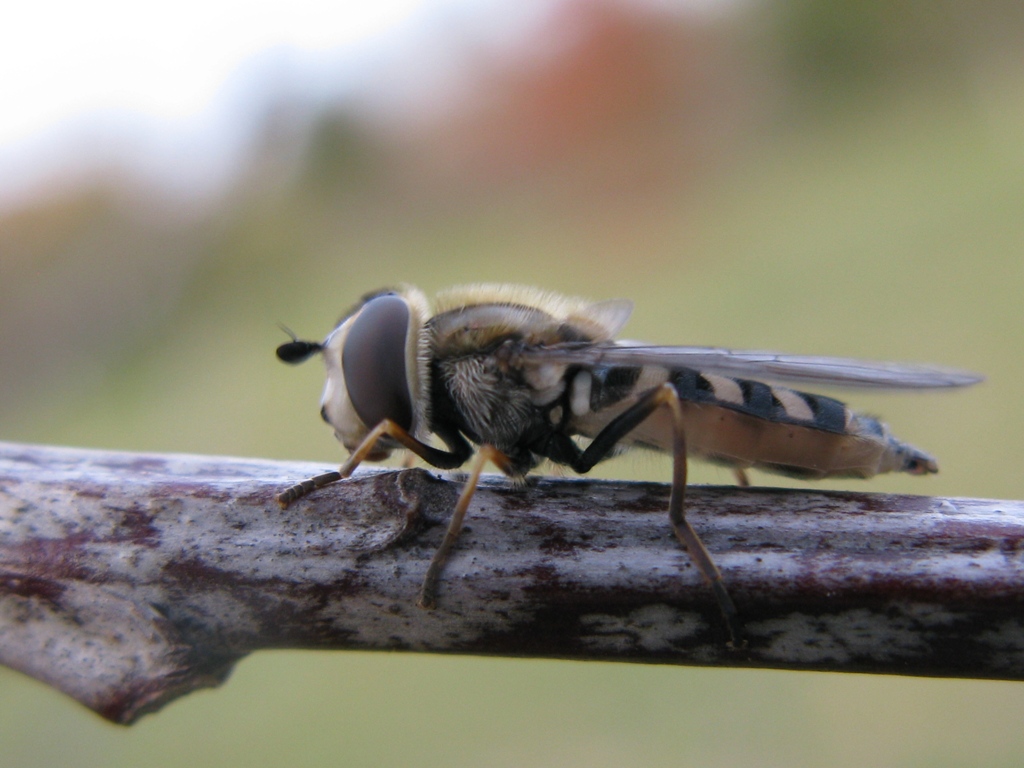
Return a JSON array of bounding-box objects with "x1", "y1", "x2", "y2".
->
[
  {"x1": 342, "y1": 293, "x2": 414, "y2": 432},
  {"x1": 276, "y1": 339, "x2": 322, "y2": 364}
]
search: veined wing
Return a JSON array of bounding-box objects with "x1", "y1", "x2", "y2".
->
[{"x1": 519, "y1": 343, "x2": 984, "y2": 390}]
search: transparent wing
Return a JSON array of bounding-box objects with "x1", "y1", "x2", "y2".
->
[{"x1": 519, "y1": 343, "x2": 984, "y2": 390}]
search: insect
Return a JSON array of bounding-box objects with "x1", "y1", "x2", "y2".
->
[{"x1": 276, "y1": 284, "x2": 981, "y2": 645}]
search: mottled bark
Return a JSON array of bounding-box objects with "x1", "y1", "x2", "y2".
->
[{"x1": 1, "y1": 441, "x2": 1022, "y2": 724}]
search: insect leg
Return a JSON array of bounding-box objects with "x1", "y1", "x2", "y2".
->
[
  {"x1": 733, "y1": 468, "x2": 751, "y2": 487},
  {"x1": 418, "y1": 445, "x2": 515, "y2": 609},
  {"x1": 276, "y1": 470, "x2": 346, "y2": 507},
  {"x1": 655, "y1": 385, "x2": 742, "y2": 647},
  {"x1": 277, "y1": 419, "x2": 471, "y2": 507},
  {"x1": 561, "y1": 384, "x2": 741, "y2": 645}
]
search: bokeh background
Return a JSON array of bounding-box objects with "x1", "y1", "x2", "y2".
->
[{"x1": 2, "y1": 1, "x2": 1024, "y2": 765}]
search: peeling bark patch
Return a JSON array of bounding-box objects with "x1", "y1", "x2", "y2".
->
[
  {"x1": 160, "y1": 556, "x2": 245, "y2": 589},
  {"x1": 580, "y1": 604, "x2": 705, "y2": 653},
  {"x1": 154, "y1": 482, "x2": 233, "y2": 503},
  {"x1": 536, "y1": 522, "x2": 578, "y2": 555},
  {"x1": 71, "y1": 484, "x2": 107, "y2": 500},
  {"x1": 112, "y1": 505, "x2": 160, "y2": 546},
  {"x1": 999, "y1": 537, "x2": 1024, "y2": 555},
  {"x1": 2, "y1": 536, "x2": 97, "y2": 581},
  {"x1": 756, "y1": 607, "x2": 929, "y2": 665},
  {"x1": 0, "y1": 571, "x2": 66, "y2": 603},
  {"x1": 624, "y1": 485, "x2": 670, "y2": 515},
  {"x1": 979, "y1": 620, "x2": 1024, "y2": 673},
  {"x1": 121, "y1": 457, "x2": 171, "y2": 474},
  {"x1": 521, "y1": 563, "x2": 562, "y2": 595}
]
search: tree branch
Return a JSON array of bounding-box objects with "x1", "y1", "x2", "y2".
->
[{"x1": 1, "y1": 441, "x2": 1022, "y2": 724}]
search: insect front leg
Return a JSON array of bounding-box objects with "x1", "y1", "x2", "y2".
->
[
  {"x1": 550, "y1": 384, "x2": 742, "y2": 646},
  {"x1": 276, "y1": 419, "x2": 470, "y2": 507},
  {"x1": 418, "y1": 445, "x2": 515, "y2": 609},
  {"x1": 277, "y1": 470, "x2": 346, "y2": 507}
]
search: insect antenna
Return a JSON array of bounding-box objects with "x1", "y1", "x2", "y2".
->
[{"x1": 276, "y1": 324, "x2": 323, "y2": 364}]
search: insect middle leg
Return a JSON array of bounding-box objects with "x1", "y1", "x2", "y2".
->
[
  {"x1": 547, "y1": 383, "x2": 742, "y2": 646},
  {"x1": 418, "y1": 445, "x2": 515, "y2": 609}
]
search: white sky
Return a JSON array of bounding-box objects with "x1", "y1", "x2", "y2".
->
[
  {"x1": 9, "y1": 0, "x2": 460, "y2": 132},
  {"x1": 0, "y1": 0, "x2": 461, "y2": 203},
  {"x1": 0, "y1": 0, "x2": 730, "y2": 205}
]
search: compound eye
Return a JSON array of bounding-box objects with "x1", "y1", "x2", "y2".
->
[{"x1": 341, "y1": 294, "x2": 414, "y2": 432}]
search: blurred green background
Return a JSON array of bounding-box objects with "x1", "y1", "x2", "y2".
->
[{"x1": 2, "y1": 1, "x2": 1024, "y2": 766}]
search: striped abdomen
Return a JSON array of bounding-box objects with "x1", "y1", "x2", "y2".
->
[{"x1": 568, "y1": 365, "x2": 938, "y2": 480}]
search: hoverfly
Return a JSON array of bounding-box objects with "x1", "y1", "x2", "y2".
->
[{"x1": 276, "y1": 284, "x2": 982, "y2": 645}]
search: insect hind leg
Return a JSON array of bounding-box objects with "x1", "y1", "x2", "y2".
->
[{"x1": 565, "y1": 384, "x2": 743, "y2": 647}]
